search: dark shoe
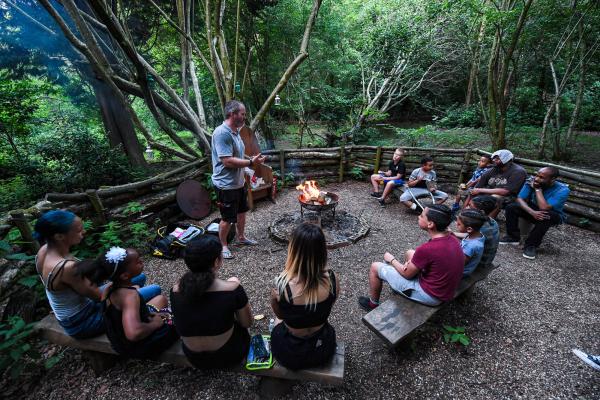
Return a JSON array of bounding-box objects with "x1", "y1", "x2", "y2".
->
[
  {"x1": 415, "y1": 203, "x2": 423, "y2": 214},
  {"x1": 523, "y1": 246, "x2": 537, "y2": 260},
  {"x1": 378, "y1": 198, "x2": 386, "y2": 207},
  {"x1": 499, "y1": 235, "x2": 520, "y2": 245},
  {"x1": 358, "y1": 296, "x2": 378, "y2": 312},
  {"x1": 370, "y1": 192, "x2": 382, "y2": 198}
]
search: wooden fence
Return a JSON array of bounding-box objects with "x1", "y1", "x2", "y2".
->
[{"x1": 2, "y1": 146, "x2": 599, "y2": 246}]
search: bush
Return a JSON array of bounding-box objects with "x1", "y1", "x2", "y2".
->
[
  {"x1": 0, "y1": 127, "x2": 134, "y2": 213},
  {"x1": 438, "y1": 104, "x2": 483, "y2": 128}
]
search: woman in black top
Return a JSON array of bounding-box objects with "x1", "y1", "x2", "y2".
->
[
  {"x1": 270, "y1": 224, "x2": 340, "y2": 370},
  {"x1": 170, "y1": 235, "x2": 252, "y2": 369}
]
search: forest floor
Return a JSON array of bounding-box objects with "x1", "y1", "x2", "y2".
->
[{"x1": 9, "y1": 181, "x2": 600, "y2": 399}]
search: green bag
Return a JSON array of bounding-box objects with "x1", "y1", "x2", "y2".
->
[{"x1": 245, "y1": 334, "x2": 274, "y2": 370}]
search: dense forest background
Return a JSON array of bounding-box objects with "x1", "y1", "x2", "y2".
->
[{"x1": 1, "y1": 0, "x2": 599, "y2": 212}]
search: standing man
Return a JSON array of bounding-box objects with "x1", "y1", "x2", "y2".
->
[
  {"x1": 467, "y1": 149, "x2": 527, "y2": 218},
  {"x1": 500, "y1": 166, "x2": 570, "y2": 260},
  {"x1": 211, "y1": 100, "x2": 265, "y2": 259}
]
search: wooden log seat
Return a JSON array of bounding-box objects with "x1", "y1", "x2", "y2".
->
[
  {"x1": 36, "y1": 316, "x2": 345, "y2": 399},
  {"x1": 362, "y1": 264, "x2": 500, "y2": 347}
]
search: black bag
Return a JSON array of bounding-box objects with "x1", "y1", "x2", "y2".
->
[
  {"x1": 204, "y1": 218, "x2": 236, "y2": 244},
  {"x1": 152, "y1": 222, "x2": 205, "y2": 259}
]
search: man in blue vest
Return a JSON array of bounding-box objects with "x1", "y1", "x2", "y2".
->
[{"x1": 500, "y1": 166, "x2": 570, "y2": 260}]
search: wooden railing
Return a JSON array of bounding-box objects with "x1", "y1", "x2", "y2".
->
[{"x1": 2, "y1": 146, "x2": 599, "y2": 245}]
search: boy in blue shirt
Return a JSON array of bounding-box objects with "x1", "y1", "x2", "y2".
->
[
  {"x1": 452, "y1": 155, "x2": 492, "y2": 213},
  {"x1": 455, "y1": 209, "x2": 487, "y2": 277},
  {"x1": 500, "y1": 166, "x2": 570, "y2": 260},
  {"x1": 470, "y1": 195, "x2": 500, "y2": 270}
]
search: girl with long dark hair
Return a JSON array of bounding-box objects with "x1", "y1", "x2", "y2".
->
[
  {"x1": 170, "y1": 235, "x2": 253, "y2": 369},
  {"x1": 100, "y1": 246, "x2": 178, "y2": 358}
]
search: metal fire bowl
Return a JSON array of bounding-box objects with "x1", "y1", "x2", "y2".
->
[{"x1": 298, "y1": 192, "x2": 339, "y2": 212}]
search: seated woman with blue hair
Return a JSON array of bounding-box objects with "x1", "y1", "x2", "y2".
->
[{"x1": 34, "y1": 210, "x2": 161, "y2": 338}]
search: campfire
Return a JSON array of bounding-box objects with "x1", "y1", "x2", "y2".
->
[
  {"x1": 296, "y1": 180, "x2": 332, "y2": 205},
  {"x1": 295, "y1": 180, "x2": 339, "y2": 219}
]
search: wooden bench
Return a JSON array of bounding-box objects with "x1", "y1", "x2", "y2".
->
[
  {"x1": 36, "y1": 316, "x2": 344, "y2": 398},
  {"x1": 362, "y1": 264, "x2": 499, "y2": 347}
]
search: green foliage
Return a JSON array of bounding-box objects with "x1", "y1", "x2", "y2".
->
[
  {"x1": 97, "y1": 221, "x2": 124, "y2": 252},
  {"x1": 0, "y1": 316, "x2": 63, "y2": 379},
  {"x1": 74, "y1": 219, "x2": 157, "y2": 258},
  {"x1": 123, "y1": 202, "x2": 144, "y2": 216},
  {"x1": 442, "y1": 325, "x2": 471, "y2": 346},
  {"x1": 284, "y1": 172, "x2": 296, "y2": 187},
  {"x1": 127, "y1": 222, "x2": 153, "y2": 250},
  {"x1": 350, "y1": 166, "x2": 364, "y2": 179},
  {"x1": 438, "y1": 105, "x2": 483, "y2": 128},
  {"x1": 202, "y1": 172, "x2": 217, "y2": 202}
]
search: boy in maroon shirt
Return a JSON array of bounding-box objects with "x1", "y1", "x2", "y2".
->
[{"x1": 359, "y1": 204, "x2": 464, "y2": 309}]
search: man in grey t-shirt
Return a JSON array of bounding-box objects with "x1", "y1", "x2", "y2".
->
[
  {"x1": 211, "y1": 100, "x2": 265, "y2": 259},
  {"x1": 400, "y1": 157, "x2": 448, "y2": 212}
]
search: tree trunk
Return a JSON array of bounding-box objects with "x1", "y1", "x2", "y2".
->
[
  {"x1": 465, "y1": 19, "x2": 485, "y2": 107},
  {"x1": 564, "y1": 9, "x2": 586, "y2": 158},
  {"x1": 485, "y1": 0, "x2": 534, "y2": 150},
  {"x1": 92, "y1": 81, "x2": 146, "y2": 167}
]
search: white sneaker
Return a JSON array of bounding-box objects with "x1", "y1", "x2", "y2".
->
[{"x1": 573, "y1": 349, "x2": 600, "y2": 371}]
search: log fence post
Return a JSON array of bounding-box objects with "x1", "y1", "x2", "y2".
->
[
  {"x1": 374, "y1": 146, "x2": 382, "y2": 173},
  {"x1": 457, "y1": 150, "x2": 472, "y2": 187},
  {"x1": 9, "y1": 210, "x2": 40, "y2": 253},
  {"x1": 279, "y1": 150, "x2": 285, "y2": 184},
  {"x1": 338, "y1": 145, "x2": 345, "y2": 183},
  {"x1": 86, "y1": 189, "x2": 107, "y2": 225}
]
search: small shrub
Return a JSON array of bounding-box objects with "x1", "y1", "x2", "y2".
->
[
  {"x1": 0, "y1": 316, "x2": 63, "y2": 379},
  {"x1": 284, "y1": 172, "x2": 296, "y2": 187},
  {"x1": 438, "y1": 105, "x2": 483, "y2": 128},
  {"x1": 122, "y1": 202, "x2": 144, "y2": 216},
  {"x1": 350, "y1": 166, "x2": 364, "y2": 179},
  {"x1": 442, "y1": 325, "x2": 471, "y2": 346}
]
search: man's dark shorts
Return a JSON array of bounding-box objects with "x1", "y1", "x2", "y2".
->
[{"x1": 216, "y1": 187, "x2": 249, "y2": 223}]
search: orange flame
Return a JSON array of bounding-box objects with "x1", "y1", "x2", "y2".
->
[{"x1": 296, "y1": 180, "x2": 322, "y2": 202}]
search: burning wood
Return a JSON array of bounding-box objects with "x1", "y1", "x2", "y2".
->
[{"x1": 296, "y1": 180, "x2": 328, "y2": 204}]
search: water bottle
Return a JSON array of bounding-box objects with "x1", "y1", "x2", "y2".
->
[{"x1": 268, "y1": 318, "x2": 275, "y2": 334}]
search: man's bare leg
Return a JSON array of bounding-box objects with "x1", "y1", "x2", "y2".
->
[
  {"x1": 236, "y1": 211, "x2": 247, "y2": 240},
  {"x1": 219, "y1": 220, "x2": 231, "y2": 249}
]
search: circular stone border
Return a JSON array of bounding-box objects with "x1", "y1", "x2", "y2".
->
[{"x1": 269, "y1": 210, "x2": 370, "y2": 249}]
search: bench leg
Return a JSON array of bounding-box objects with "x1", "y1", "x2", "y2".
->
[
  {"x1": 83, "y1": 350, "x2": 117, "y2": 375},
  {"x1": 259, "y1": 377, "x2": 294, "y2": 399}
]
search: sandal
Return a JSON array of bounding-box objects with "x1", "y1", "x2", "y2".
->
[
  {"x1": 234, "y1": 238, "x2": 258, "y2": 246},
  {"x1": 222, "y1": 248, "x2": 234, "y2": 259}
]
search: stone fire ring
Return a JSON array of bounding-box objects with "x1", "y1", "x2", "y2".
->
[{"x1": 269, "y1": 210, "x2": 370, "y2": 249}]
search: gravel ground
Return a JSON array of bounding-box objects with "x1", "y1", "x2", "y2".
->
[{"x1": 12, "y1": 181, "x2": 600, "y2": 399}]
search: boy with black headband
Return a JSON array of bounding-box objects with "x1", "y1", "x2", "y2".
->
[{"x1": 359, "y1": 205, "x2": 463, "y2": 310}]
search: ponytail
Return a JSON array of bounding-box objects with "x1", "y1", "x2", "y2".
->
[
  {"x1": 179, "y1": 270, "x2": 215, "y2": 302},
  {"x1": 180, "y1": 235, "x2": 222, "y2": 301}
]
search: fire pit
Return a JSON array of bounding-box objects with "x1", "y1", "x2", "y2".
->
[
  {"x1": 269, "y1": 181, "x2": 369, "y2": 249},
  {"x1": 296, "y1": 180, "x2": 339, "y2": 219}
]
